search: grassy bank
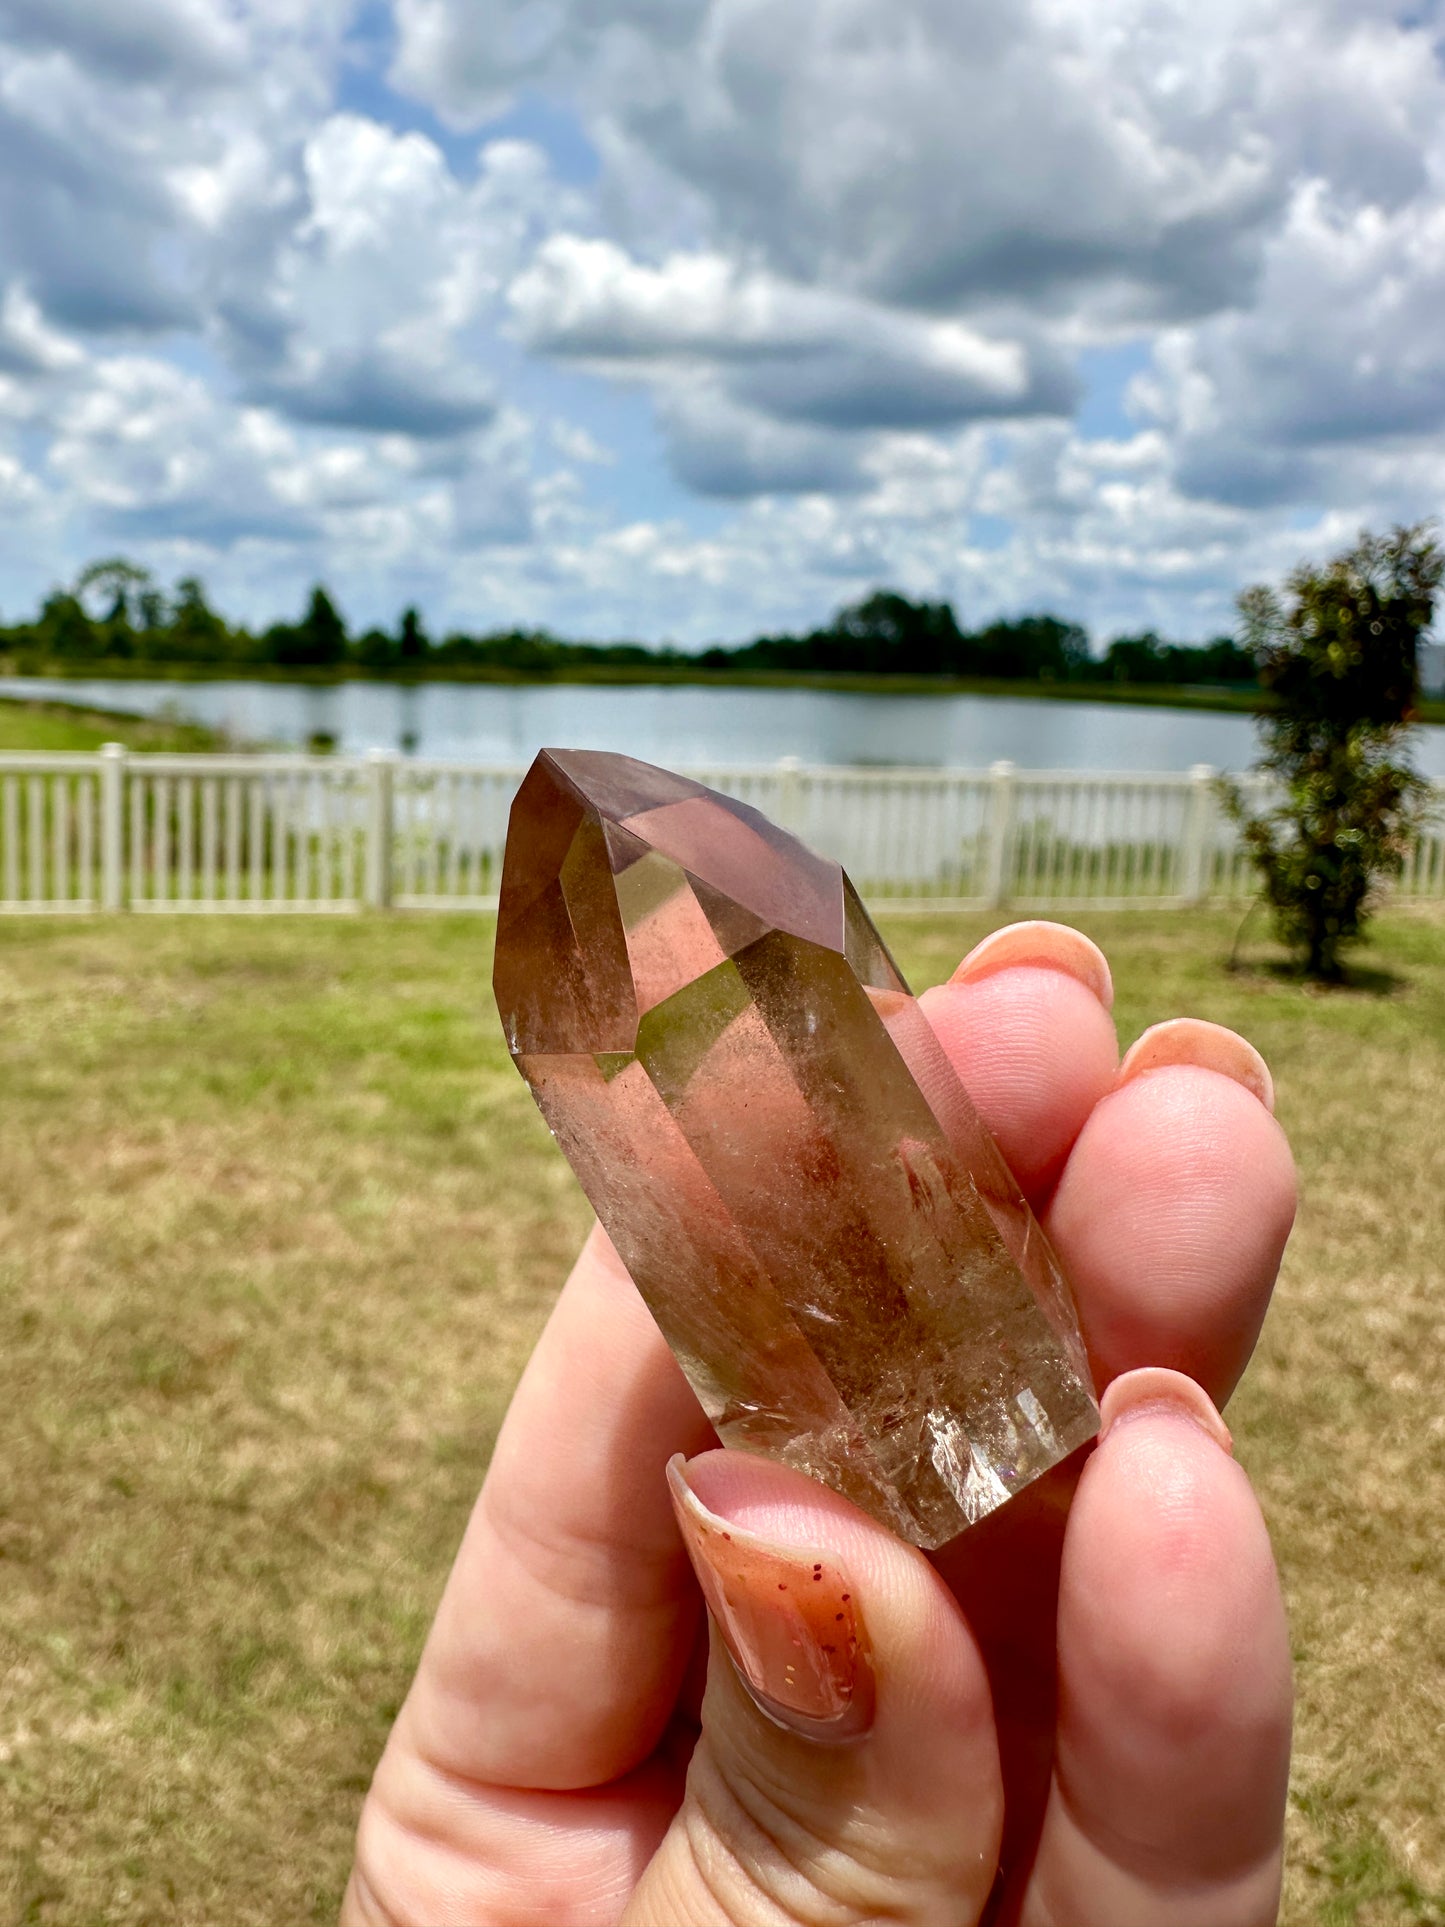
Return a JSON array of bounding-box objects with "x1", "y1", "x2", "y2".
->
[
  {"x1": 1, "y1": 908, "x2": 1442, "y2": 1923},
  {"x1": 0, "y1": 696, "x2": 223, "y2": 754}
]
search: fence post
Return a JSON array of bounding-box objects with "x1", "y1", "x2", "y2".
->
[
  {"x1": 365, "y1": 750, "x2": 396, "y2": 911},
  {"x1": 775, "y1": 755, "x2": 803, "y2": 833},
  {"x1": 100, "y1": 743, "x2": 126, "y2": 912},
  {"x1": 983, "y1": 760, "x2": 1016, "y2": 909},
  {"x1": 1181, "y1": 763, "x2": 1216, "y2": 904}
]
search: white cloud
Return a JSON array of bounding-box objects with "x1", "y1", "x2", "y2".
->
[
  {"x1": 508, "y1": 233, "x2": 1074, "y2": 491},
  {"x1": 1137, "y1": 179, "x2": 1445, "y2": 509},
  {"x1": 656, "y1": 382, "x2": 867, "y2": 499},
  {"x1": 0, "y1": 0, "x2": 1443, "y2": 647},
  {"x1": 34, "y1": 338, "x2": 546, "y2": 578},
  {"x1": 549, "y1": 419, "x2": 614, "y2": 465},
  {"x1": 394, "y1": 0, "x2": 1445, "y2": 346},
  {"x1": 378, "y1": 0, "x2": 1445, "y2": 640},
  {"x1": 220, "y1": 124, "x2": 577, "y2": 437},
  {"x1": 0, "y1": 285, "x2": 86, "y2": 376},
  {"x1": 394, "y1": 0, "x2": 1300, "y2": 322},
  {"x1": 47, "y1": 355, "x2": 313, "y2": 541},
  {"x1": 389, "y1": 0, "x2": 697, "y2": 127},
  {"x1": 0, "y1": 2, "x2": 357, "y2": 337},
  {"x1": 509, "y1": 236, "x2": 1052, "y2": 418},
  {"x1": 0, "y1": 0, "x2": 246, "y2": 85}
]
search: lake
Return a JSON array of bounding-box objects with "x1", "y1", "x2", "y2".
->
[{"x1": 5, "y1": 673, "x2": 1445, "y2": 777}]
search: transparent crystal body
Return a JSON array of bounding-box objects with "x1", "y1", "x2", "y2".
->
[{"x1": 494, "y1": 749, "x2": 1099, "y2": 1548}]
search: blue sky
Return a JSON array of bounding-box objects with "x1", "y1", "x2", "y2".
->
[{"x1": 0, "y1": 0, "x2": 1443, "y2": 647}]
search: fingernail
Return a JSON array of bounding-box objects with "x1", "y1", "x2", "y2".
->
[
  {"x1": 1099, "y1": 1367, "x2": 1234, "y2": 1455},
  {"x1": 1116, "y1": 1018, "x2": 1274, "y2": 1112},
  {"x1": 952, "y1": 921, "x2": 1114, "y2": 1011},
  {"x1": 666, "y1": 1456, "x2": 875, "y2": 1743}
]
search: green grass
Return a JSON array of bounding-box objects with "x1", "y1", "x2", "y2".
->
[
  {"x1": 1, "y1": 907, "x2": 1443, "y2": 1924},
  {"x1": 0, "y1": 696, "x2": 223, "y2": 753}
]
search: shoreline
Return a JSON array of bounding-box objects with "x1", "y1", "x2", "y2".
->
[
  {"x1": 0, "y1": 657, "x2": 1269, "y2": 714},
  {"x1": 4, "y1": 666, "x2": 1442, "y2": 729}
]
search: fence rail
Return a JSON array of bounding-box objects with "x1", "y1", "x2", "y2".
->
[{"x1": 1, "y1": 747, "x2": 1442, "y2": 915}]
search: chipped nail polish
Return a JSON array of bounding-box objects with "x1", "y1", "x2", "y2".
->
[{"x1": 667, "y1": 1456, "x2": 875, "y2": 1742}]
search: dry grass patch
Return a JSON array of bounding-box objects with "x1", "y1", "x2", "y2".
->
[{"x1": 1, "y1": 907, "x2": 1442, "y2": 1924}]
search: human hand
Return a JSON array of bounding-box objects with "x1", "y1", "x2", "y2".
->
[{"x1": 342, "y1": 922, "x2": 1297, "y2": 1927}]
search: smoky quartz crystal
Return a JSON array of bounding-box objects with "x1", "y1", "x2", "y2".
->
[{"x1": 494, "y1": 749, "x2": 1098, "y2": 1548}]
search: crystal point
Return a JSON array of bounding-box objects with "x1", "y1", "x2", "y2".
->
[{"x1": 495, "y1": 750, "x2": 1099, "y2": 1548}]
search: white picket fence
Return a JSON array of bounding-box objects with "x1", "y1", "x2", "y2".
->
[{"x1": 1, "y1": 747, "x2": 1442, "y2": 915}]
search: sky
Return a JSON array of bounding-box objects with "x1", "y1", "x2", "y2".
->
[{"x1": 1, "y1": 0, "x2": 1444, "y2": 649}]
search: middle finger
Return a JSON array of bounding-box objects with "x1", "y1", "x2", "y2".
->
[{"x1": 917, "y1": 926, "x2": 1296, "y2": 1401}]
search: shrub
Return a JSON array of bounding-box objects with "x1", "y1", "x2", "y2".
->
[{"x1": 1224, "y1": 524, "x2": 1442, "y2": 980}]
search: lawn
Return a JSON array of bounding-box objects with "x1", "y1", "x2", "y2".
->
[
  {"x1": 0, "y1": 696, "x2": 221, "y2": 754},
  {"x1": 1, "y1": 906, "x2": 1443, "y2": 1925}
]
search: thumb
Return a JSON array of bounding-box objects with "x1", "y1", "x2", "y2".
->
[{"x1": 623, "y1": 1451, "x2": 1003, "y2": 1927}]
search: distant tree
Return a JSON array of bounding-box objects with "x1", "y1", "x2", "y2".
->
[
  {"x1": 972, "y1": 615, "x2": 1090, "y2": 680},
  {"x1": 57, "y1": 558, "x2": 156, "y2": 658},
  {"x1": 457, "y1": 627, "x2": 566, "y2": 674},
  {"x1": 596, "y1": 640, "x2": 659, "y2": 665},
  {"x1": 1101, "y1": 630, "x2": 1256, "y2": 687},
  {"x1": 76, "y1": 557, "x2": 153, "y2": 629},
  {"x1": 137, "y1": 586, "x2": 169, "y2": 636},
  {"x1": 271, "y1": 586, "x2": 348, "y2": 668},
  {"x1": 1104, "y1": 631, "x2": 1168, "y2": 682},
  {"x1": 0, "y1": 563, "x2": 1267, "y2": 697},
  {"x1": 306, "y1": 586, "x2": 347, "y2": 664},
  {"x1": 723, "y1": 591, "x2": 971, "y2": 676},
  {"x1": 354, "y1": 626, "x2": 399, "y2": 671},
  {"x1": 1224, "y1": 524, "x2": 1442, "y2": 981},
  {"x1": 831, "y1": 591, "x2": 964, "y2": 673},
  {"x1": 398, "y1": 606, "x2": 428, "y2": 663},
  {"x1": 167, "y1": 576, "x2": 230, "y2": 663},
  {"x1": 1186, "y1": 634, "x2": 1256, "y2": 684},
  {"x1": 34, "y1": 591, "x2": 100, "y2": 659}
]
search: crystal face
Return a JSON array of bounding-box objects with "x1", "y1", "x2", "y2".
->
[{"x1": 494, "y1": 749, "x2": 1099, "y2": 1548}]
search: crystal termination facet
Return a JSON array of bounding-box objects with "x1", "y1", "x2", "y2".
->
[{"x1": 494, "y1": 749, "x2": 1099, "y2": 1549}]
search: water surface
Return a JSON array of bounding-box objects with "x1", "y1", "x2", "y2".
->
[{"x1": 5, "y1": 674, "x2": 1444, "y2": 776}]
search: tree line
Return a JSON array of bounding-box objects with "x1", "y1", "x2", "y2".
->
[{"x1": 0, "y1": 560, "x2": 1257, "y2": 688}]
